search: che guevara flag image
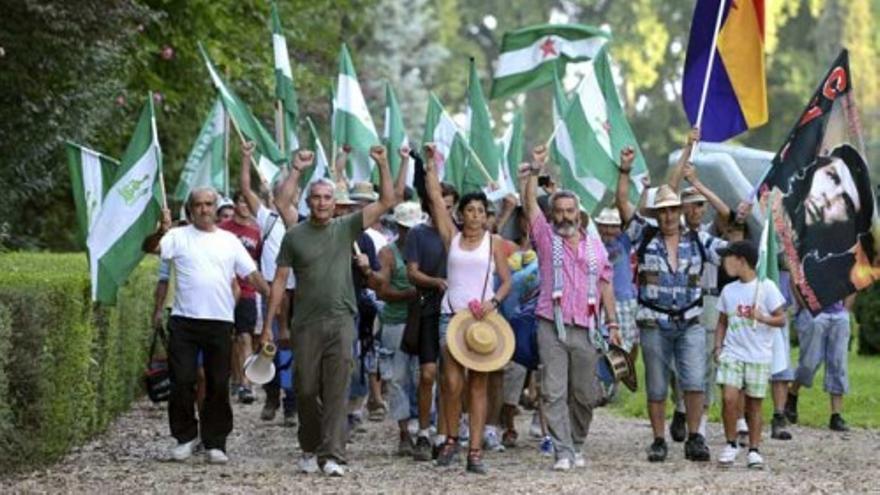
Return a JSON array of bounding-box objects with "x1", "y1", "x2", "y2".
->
[{"x1": 760, "y1": 50, "x2": 880, "y2": 313}]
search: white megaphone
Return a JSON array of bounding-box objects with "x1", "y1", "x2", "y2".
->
[{"x1": 243, "y1": 343, "x2": 277, "y2": 385}]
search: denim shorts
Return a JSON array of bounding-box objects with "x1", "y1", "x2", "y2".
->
[
  {"x1": 770, "y1": 321, "x2": 795, "y2": 382},
  {"x1": 640, "y1": 322, "x2": 706, "y2": 402},
  {"x1": 795, "y1": 310, "x2": 850, "y2": 395},
  {"x1": 439, "y1": 313, "x2": 452, "y2": 349}
]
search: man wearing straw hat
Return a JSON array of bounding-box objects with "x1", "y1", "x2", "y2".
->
[
  {"x1": 616, "y1": 158, "x2": 727, "y2": 464},
  {"x1": 260, "y1": 145, "x2": 397, "y2": 477},
  {"x1": 519, "y1": 145, "x2": 620, "y2": 472}
]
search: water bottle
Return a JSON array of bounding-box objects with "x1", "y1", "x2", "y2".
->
[{"x1": 540, "y1": 435, "x2": 554, "y2": 456}]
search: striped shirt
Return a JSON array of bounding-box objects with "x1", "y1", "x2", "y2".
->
[{"x1": 626, "y1": 215, "x2": 726, "y2": 326}]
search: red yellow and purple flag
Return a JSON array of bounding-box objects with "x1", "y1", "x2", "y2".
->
[{"x1": 683, "y1": 0, "x2": 768, "y2": 142}]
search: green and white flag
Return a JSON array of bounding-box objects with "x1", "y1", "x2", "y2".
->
[
  {"x1": 488, "y1": 110, "x2": 524, "y2": 201},
  {"x1": 464, "y1": 58, "x2": 499, "y2": 194},
  {"x1": 174, "y1": 98, "x2": 227, "y2": 202},
  {"x1": 298, "y1": 116, "x2": 330, "y2": 216},
  {"x1": 553, "y1": 48, "x2": 647, "y2": 211},
  {"x1": 199, "y1": 43, "x2": 285, "y2": 184},
  {"x1": 756, "y1": 195, "x2": 780, "y2": 285},
  {"x1": 423, "y1": 92, "x2": 469, "y2": 193},
  {"x1": 490, "y1": 24, "x2": 610, "y2": 100},
  {"x1": 86, "y1": 96, "x2": 164, "y2": 304},
  {"x1": 333, "y1": 44, "x2": 379, "y2": 183},
  {"x1": 382, "y1": 83, "x2": 412, "y2": 186},
  {"x1": 271, "y1": 2, "x2": 300, "y2": 155},
  {"x1": 66, "y1": 142, "x2": 119, "y2": 245}
]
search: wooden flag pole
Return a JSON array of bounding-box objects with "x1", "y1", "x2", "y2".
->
[
  {"x1": 223, "y1": 67, "x2": 232, "y2": 197},
  {"x1": 691, "y1": 0, "x2": 728, "y2": 157},
  {"x1": 274, "y1": 100, "x2": 285, "y2": 160},
  {"x1": 228, "y1": 117, "x2": 271, "y2": 191},
  {"x1": 148, "y1": 92, "x2": 168, "y2": 210}
]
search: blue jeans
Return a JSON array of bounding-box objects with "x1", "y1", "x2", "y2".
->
[
  {"x1": 795, "y1": 310, "x2": 850, "y2": 395},
  {"x1": 379, "y1": 322, "x2": 420, "y2": 422},
  {"x1": 641, "y1": 322, "x2": 706, "y2": 402}
]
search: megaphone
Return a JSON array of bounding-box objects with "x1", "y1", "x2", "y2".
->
[{"x1": 244, "y1": 343, "x2": 277, "y2": 385}]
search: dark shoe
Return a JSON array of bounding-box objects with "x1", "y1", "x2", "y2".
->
[
  {"x1": 466, "y1": 450, "x2": 487, "y2": 475},
  {"x1": 238, "y1": 385, "x2": 256, "y2": 404},
  {"x1": 784, "y1": 393, "x2": 798, "y2": 424},
  {"x1": 282, "y1": 409, "x2": 297, "y2": 428},
  {"x1": 435, "y1": 439, "x2": 459, "y2": 467},
  {"x1": 647, "y1": 438, "x2": 668, "y2": 462},
  {"x1": 413, "y1": 436, "x2": 432, "y2": 462},
  {"x1": 502, "y1": 429, "x2": 518, "y2": 449},
  {"x1": 670, "y1": 411, "x2": 687, "y2": 442},
  {"x1": 771, "y1": 413, "x2": 792, "y2": 440},
  {"x1": 261, "y1": 388, "x2": 280, "y2": 421},
  {"x1": 830, "y1": 413, "x2": 850, "y2": 432},
  {"x1": 397, "y1": 433, "x2": 414, "y2": 456},
  {"x1": 684, "y1": 434, "x2": 711, "y2": 462}
]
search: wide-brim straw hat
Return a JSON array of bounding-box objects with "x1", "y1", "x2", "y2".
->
[
  {"x1": 446, "y1": 310, "x2": 515, "y2": 372},
  {"x1": 603, "y1": 343, "x2": 637, "y2": 392},
  {"x1": 393, "y1": 201, "x2": 427, "y2": 229},
  {"x1": 594, "y1": 207, "x2": 622, "y2": 226},
  {"x1": 334, "y1": 188, "x2": 358, "y2": 206},
  {"x1": 349, "y1": 181, "x2": 379, "y2": 202},
  {"x1": 680, "y1": 187, "x2": 707, "y2": 204},
  {"x1": 649, "y1": 184, "x2": 682, "y2": 210}
]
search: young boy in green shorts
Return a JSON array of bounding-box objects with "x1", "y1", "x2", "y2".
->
[{"x1": 714, "y1": 241, "x2": 786, "y2": 469}]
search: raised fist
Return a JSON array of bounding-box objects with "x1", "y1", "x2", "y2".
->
[
  {"x1": 293, "y1": 150, "x2": 314, "y2": 171},
  {"x1": 369, "y1": 145, "x2": 386, "y2": 163},
  {"x1": 242, "y1": 141, "x2": 256, "y2": 156},
  {"x1": 531, "y1": 145, "x2": 548, "y2": 165}
]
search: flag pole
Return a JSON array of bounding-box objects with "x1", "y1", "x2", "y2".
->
[
  {"x1": 223, "y1": 68, "x2": 232, "y2": 198},
  {"x1": 691, "y1": 0, "x2": 728, "y2": 157},
  {"x1": 148, "y1": 92, "x2": 168, "y2": 210},
  {"x1": 228, "y1": 115, "x2": 271, "y2": 190},
  {"x1": 446, "y1": 116, "x2": 497, "y2": 188},
  {"x1": 275, "y1": 100, "x2": 285, "y2": 158}
]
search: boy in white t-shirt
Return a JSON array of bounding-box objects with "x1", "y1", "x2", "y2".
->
[{"x1": 714, "y1": 241, "x2": 786, "y2": 469}]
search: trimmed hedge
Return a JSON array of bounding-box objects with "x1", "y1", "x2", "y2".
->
[{"x1": 0, "y1": 253, "x2": 156, "y2": 471}]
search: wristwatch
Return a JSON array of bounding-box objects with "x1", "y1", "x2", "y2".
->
[{"x1": 490, "y1": 297, "x2": 500, "y2": 308}]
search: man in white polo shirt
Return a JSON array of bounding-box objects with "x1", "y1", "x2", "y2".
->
[{"x1": 145, "y1": 186, "x2": 270, "y2": 464}]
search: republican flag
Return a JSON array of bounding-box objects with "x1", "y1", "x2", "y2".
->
[{"x1": 683, "y1": 0, "x2": 768, "y2": 142}]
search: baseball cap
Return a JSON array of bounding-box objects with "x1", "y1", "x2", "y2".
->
[{"x1": 716, "y1": 240, "x2": 758, "y2": 268}]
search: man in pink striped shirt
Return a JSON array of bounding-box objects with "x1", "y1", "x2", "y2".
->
[{"x1": 519, "y1": 145, "x2": 621, "y2": 471}]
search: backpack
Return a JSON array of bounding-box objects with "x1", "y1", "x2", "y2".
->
[{"x1": 634, "y1": 225, "x2": 706, "y2": 318}]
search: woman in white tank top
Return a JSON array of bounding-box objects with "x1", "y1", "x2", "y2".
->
[{"x1": 423, "y1": 144, "x2": 512, "y2": 474}]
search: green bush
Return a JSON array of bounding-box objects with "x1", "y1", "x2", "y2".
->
[
  {"x1": 0, "y1": 253, "x2": 156, "y2": 471},
  {"x1": 853, "y1": 285, "x2": 880, "y2": 355}
]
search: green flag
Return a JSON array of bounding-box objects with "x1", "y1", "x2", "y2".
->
[
  {"x1": 423, "y1": 92, "x2": 469, "y2": 193},
  {"x1": 757, "y1": 195, "x2": 780, "y2": 284},
  {"x1": 298, "y1": 116, "x2": 331, "y2": 216},
  {"x1": 464, "y1": 58, "x2": 499, "y2": 194},
  {"x1": 553, "y1": 48, "x2": 647, "y2": 211},
  {"x1": 199, "y1": 42, "x2": 285, "y2": 184},
  {"x1": 174, "y1": 98, "x2": 227, "y2": 202},
  {"x1": 86, "y1": 96, "x2": 164, "y2": 304},
  {"x1": 333, "y1": 43, "x2": 379, "y2": 182},
  {"x1": 271, "y1": 2, "x2": 300, "y2": 156},
  {"x1": 490, "y1": 24, "x2": 610, "y2": 99},
  {"x1": 66, "y1": 142, "x2": 119, "y2": 245},
  {"x1": 489, "y1": 110, "x2": 524, "y2": 201},
  {"x1": 382, "y1": 83, "x2": 411, "y2": 185}
]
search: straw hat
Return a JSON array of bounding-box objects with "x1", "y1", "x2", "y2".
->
[
  {"x1": 446, "y1": 310, "x2": 515, "y2": 372},
  {"x1": 603, "y1": 343, "x2": 637, "y2": 392},
  {"x1": 392, "y1": 201, "x2": 427, "y2": 229},
  {"x1": 680, "y1": 187, "x2": 707, "y2": 204},
  {"x1": 333, "y1": 187, "x2": 357, "y2": 206},
  {"x1": 649, "y1": 184, "x2": 682, "y2": 210},
  {"x1": 349, "y1": 181, "x2": 379, "y2": 202},
  {"x1": 594, "y1": 207, "x2": 622, "y2": 226}
]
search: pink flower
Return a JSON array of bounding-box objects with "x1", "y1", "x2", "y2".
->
[
  {"x1": 116, "y1": 95, "x2": 126, "y2": 106},
  {"x1": 152, "y1": 92, "x2": 163, "y2": 104},
  {"x1": 160, "y1": 45, "x2": 174, "y2": 60}
]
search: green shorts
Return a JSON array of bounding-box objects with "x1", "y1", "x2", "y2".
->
[{"x1": 716, "y1": 357, "x2": 770, "y2": 398}]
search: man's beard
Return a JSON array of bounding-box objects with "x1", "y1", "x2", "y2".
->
[{"x1": 553, "y1": 219, "x2": 578, "y2": 237}]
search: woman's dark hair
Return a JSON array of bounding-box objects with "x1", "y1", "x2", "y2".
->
[
  {"x1": 421, "y1": 182, "x2": 461, "y2": 217},
  {"x1": 457, "y1": 191, "x2": 489, "y2": 216}
]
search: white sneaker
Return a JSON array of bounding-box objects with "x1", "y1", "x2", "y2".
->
[
  {"x1": 747, "y1": 450, "x2": 764, "y2": 470},
  {"x1": 206, "y1": 449, "x2": 228, "y2": 464},
  {"x1": 323, "y1": 459, "x2": 345, "y2": 477},
  {"x1": 553, "y1": 457, "x2": 572, "y2": 471},
  {"x1": 736, "y1": 418, "x2": 749, "y2": 434},
  {"x1": 298, "y1": 454, "x2": 319, "y2": 474},
  {"x1": 170, "y1": 439, "x2": 198, "y2": 461},
  {"x1": 718, "y1": 443, "x2": 739, "y2": 466},
  {"x1": 574, "y1": 452, "x2": 586, "y2": 468},
  {"x1": 483, "y1": 427, "x2": 505, "y2": 452}
]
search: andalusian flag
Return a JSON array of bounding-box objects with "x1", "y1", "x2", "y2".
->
[
  {"x1": 423, "y1": 92, "x2": 469, "y2": 193},
  {"x1": 464, "y1": 58, "x2": 499, "y2": 194},
  {"x1": 173, "y1": 98, "x2": 227, "y2": 202},
  {"x1": 553, "y1": 48, "x2": 647, "y2": 211},
  {"x1": 490, "y1": 24, "x2": 610, "y2": 100},
  {"x1": 488, "y1": 110, "x2": 523, "y2": 201},
  {"x1": 333, "y1": 44, "x2": 379, "y2": 182},
  {"x1": 86, "y1": 96, "x2": 164, "y2": 304},
  {"x1": 199, "y1": 43, "x2": 285, "y2": 184},
  {"x1": 756, "y1": 193, "x2": 780, "y2": 284},
  {"x1": 382, "y1": 83, "x2": 412, "y2": 186},
  {"x1": 66, "y1": 142, "x2": 119, "y2": 245},
  {"x1": 271, "y1": 2, "x2": 300, "y2": 155},
  {"x1": 298, "y1": 117, "x2": 330, "y2": 216},
  {"x1": 549, "y1": 68, "x2": 570, "y2": 176}
]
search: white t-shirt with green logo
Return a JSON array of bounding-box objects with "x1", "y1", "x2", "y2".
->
[{"x1": 716, "y1": 278, "x2": 786, "y2": 364}]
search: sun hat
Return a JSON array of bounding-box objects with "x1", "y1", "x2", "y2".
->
[
  {"x1": 445, "y1": 310, "x2": 515, "y2": 372},
  {"x1": 392, "y1": 201, "x2": 427, "y2": 229},
  {"x1": 349, "y1": 181, "x2": 379, "y2": 202},
  {"x1": 649, "y1": 184, "x2": 682, "y2": 210},
  {"x1": 680, "y1": 187, "x2": 708, "y2": 204},
  {"x1": 333, "y1": 187, "x2": 358, "y2": 206},
  {"x1": 594, "y1": 207, "x2": 622, "y2": 226}
]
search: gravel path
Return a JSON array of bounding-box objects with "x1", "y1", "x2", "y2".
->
[{"x1": 5, "y1": 396, "x2": 879, "y2": 494}]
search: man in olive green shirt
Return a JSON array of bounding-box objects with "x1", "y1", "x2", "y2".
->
[{"x1": 261, "y1": 146, "x2": 396, "y2": 477}]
